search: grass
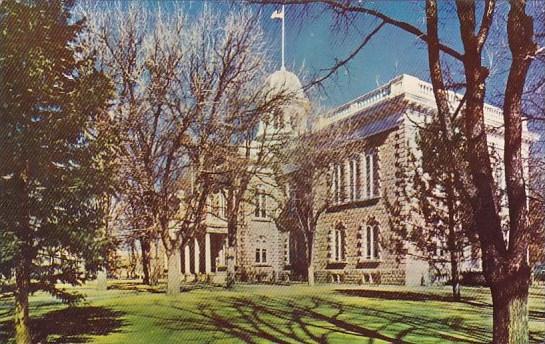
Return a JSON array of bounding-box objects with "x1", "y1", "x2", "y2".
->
[{"x1": 0, "y1": 281, "x2": 544, "y2": 343}]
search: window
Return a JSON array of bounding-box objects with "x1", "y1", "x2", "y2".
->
[
  {"x1": 364, "y1": 151, "x2": 380, "y2": 198},
  {"x1": 349, "y1": 158, "x2": 361, "y2": 201},
  {"x1": 332, "y1": 163, "x2": 345, "y2": 203},
  {"x1": 255, "y1": 237, "x2": 267, "y2": 264},
  {"x1": 255, "y1": 248, "x2": 267, "y2": 263},
  {"x1": 362, "y1": 224, "x2": 380, "y2": 260},
  {"x1": 434, "y1": 239, "x2": 446, "y2": 257},
  {"x1": 331, "y1": 151, "x2": 378, "y2": 205},
  {"x1": 330, "y1": 226, "x2": 346, "y2": 261},
  {"x1": 373, "y1": 225, "x2": 380, "y2": 259},
  {"x1": 255, "y1": 189, "x2": 267, "y2": 218}
]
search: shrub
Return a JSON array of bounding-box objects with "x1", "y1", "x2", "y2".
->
[{"x1": 461, "y1": 271, "x2": 488, "y2": 287}]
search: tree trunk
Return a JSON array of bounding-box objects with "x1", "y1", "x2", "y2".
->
[
  {"x1": 140, "y1": 237, "x2": 151, "y2": 285},
  {"x1": 226, "y1": 246, "x2": 236, "y2": 289},
  {"x1": 447, "y1": 205, "x2": 461, "y2": 301},
  {"x1": 14, "y1": 259, "x2": 31, "y2": 344},
  {"x1": 450, "y1": 250, "x2": 461, "y2": 301},
  {"x1": 148, "y1": 239, "x2": 161, "y2": 286},
  {"x1": 491, "y1": 275, "x2": 530, "y2": 344},
  {"x1": 307, "y1": 265, "x2": 315, "y2": 286},
  {"x1": 166, "y1": 249, "x2": 181, "y2": 296},
  {"x1": 226, "y1": 214, "x2": 238, "y2": 289},
  {"x1": 306, "y1": 232, "x2": 315, "y2": 286}
]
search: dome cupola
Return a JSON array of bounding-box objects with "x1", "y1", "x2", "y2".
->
[{"x1": 264, "y1": 69, "x2": 310, "y2": 135}]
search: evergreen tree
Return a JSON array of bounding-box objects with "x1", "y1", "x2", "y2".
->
[
  {"x1": 410, "y1": 112, "x2": 477, "y2": 300},
  {"x1": 0, "y1": 1, "x2": 115, "y2": 342}
]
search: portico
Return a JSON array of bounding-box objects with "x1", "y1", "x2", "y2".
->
[{"x1": 181, "y1": 229, "x2": 229, "y2": 277}]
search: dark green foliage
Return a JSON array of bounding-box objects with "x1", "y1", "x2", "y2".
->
[
  {"x1": 0, "y1": 0, "x2": 115, "y2": 302},
  {"x1": 387, "y1": 109, "x2": 478, "y2": 291},
  {"x1": 460, "y1": 271, "x2": 488, "y2": 287},
  {"x1": 410, "y1": 114, "x2": 476, "y2": 262}
]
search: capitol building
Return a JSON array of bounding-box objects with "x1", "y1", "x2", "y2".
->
[{"x1": 172, "y1": 67, "x2": 535, "y2": 286}]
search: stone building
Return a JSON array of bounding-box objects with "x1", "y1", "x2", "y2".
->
[
  {"x1": 178, "y1": 67, "x2": 308, "y2": 283},
  {"x1": 311, "y1": 74, "x2": 534, "y2": 286},
  {"x1": 176, "y1": 72, "x2": 535, "y2": 286}
]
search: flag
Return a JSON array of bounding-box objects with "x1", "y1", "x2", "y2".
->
[{"x1": 271, "y1": 8, "x2": 284, "y2": 20}]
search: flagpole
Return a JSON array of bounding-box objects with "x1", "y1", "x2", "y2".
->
[{"x1": 281, "y1": 5, "x2": 285, "y2": 71}]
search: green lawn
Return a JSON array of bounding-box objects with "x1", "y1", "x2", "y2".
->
[{"x1": 1, "y1": 281, "x2": 544, "y2": 343}]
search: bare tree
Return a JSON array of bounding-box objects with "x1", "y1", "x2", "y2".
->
[
  {"x1": 274, "y1": 132, "x2": 337, "y2": 285},
  {"x1": 82, "y1": 3, "x2": 291, "y2": 294},
  {"x1": 215, "y1": 72, "x2": 307, "y2": 287},
  {"x1": 78, "y1": 4, "x2": 163, "y2": 284},
  {"x1": 253, "y1": 0, "x2": 542, "y2": 341},
  {"x1": 219, "y1": 106, "x2": 292, "y2": 287}
]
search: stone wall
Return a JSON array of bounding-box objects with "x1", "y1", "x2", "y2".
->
[
  {"x1": 235, "y1": 173, "x2": 289, "y2": 282},
  {"x1": 313, "y1": 124, "x2": 412, "y2": 285}
]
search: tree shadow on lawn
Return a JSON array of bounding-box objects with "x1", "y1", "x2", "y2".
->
[
  {"x1": 107, "y1": 280, "x2": 220, "y2": 294},
  {"x1": 146, "y1": 294, "x2": 493, "y2": 344},
  {"x1": 336, "y1": 289, "x2": 545, "y2": 343},
  {"x1": 0, "y1": 306, "x2": 125, "y2": 343},
  {"x1": 335, "y1": 288, "x2": 478, "y2": 303},
  {"x1": 107, "y1": 281, "x2": 164, "y2": 294}
]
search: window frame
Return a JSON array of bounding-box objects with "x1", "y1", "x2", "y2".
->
[
  {"x1": 330, "y1": 148, "x2": 380, "y2": 205},
  {"x1": 254, "y1": 188, "x2": 267, "y2": 219},
  {"x1": 360, "y1": 223, "x2": 381, "y2": 261},
  {"x1": 349, "y1": 158, "x2": 361, "y2": 201},
  {"x1": 255, "y1": 237, "x2": 268, "y2": 264},
  {"x1": 331, "y1": 227, "x2": 346, "y2": 262}
]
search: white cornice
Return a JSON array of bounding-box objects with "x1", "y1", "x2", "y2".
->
[{"x1": 318, "y1": 74, "x2": 537, "y2": 142}]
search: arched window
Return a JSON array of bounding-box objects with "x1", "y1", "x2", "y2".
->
[
  {"x1": 361, "y1": 223, "x2": 380, "y2": 260},
  {"x1": 329, "y1": 225, "x2": 346, "y2": 262},
  {"x1": 373, "y1": 225, "x2": 380, "y2": 259},
  {"x1": 331, "y1": 163, "x2": 345, "y2": 204},
  {"x1": 349, "y1": 157, "x2": 362, "y2": 201},
  {"x1": 255, "y1": 236, "x2": 267, "y2": 264},
  {"x1": 364, "y1": 149, "x2": 380, "y2": 198},
  {"x1": 255, "y1": 187, "x2": 267, "y2": 218}
]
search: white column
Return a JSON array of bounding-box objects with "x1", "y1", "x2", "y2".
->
[
  {"x1": 218, "y1": 249, "x2": 224, "y2": 267},
  {"x1": 225, "y1": 237, "x2": 229, "y2": 265},
  {"x1": 184, "y1": 244, "x2": 190, "y2": 275},
  {"x1": 219, "y1": 237, "x2": 226, "y2": 266},
  {"x1": 194, "y1": 237, "x2": 200, "y2": 274},
  {"x1": 205, "y1": 233, "x2": 211, "y2": 274}
]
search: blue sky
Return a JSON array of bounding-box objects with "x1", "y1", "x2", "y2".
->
[
  {"x1": 270, "y1": 1, "x2": 434, "y2": 107},
  {"x1": 131, "y1": 1, "x2": 538, "y2": 112},
  {"x1": 224, "y1": 1, "x2": 440, "y2": 108}
]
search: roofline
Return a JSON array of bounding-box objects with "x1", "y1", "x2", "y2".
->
[{"x1": 317, "y1": 74, "x2": 537, "y2": 141}]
